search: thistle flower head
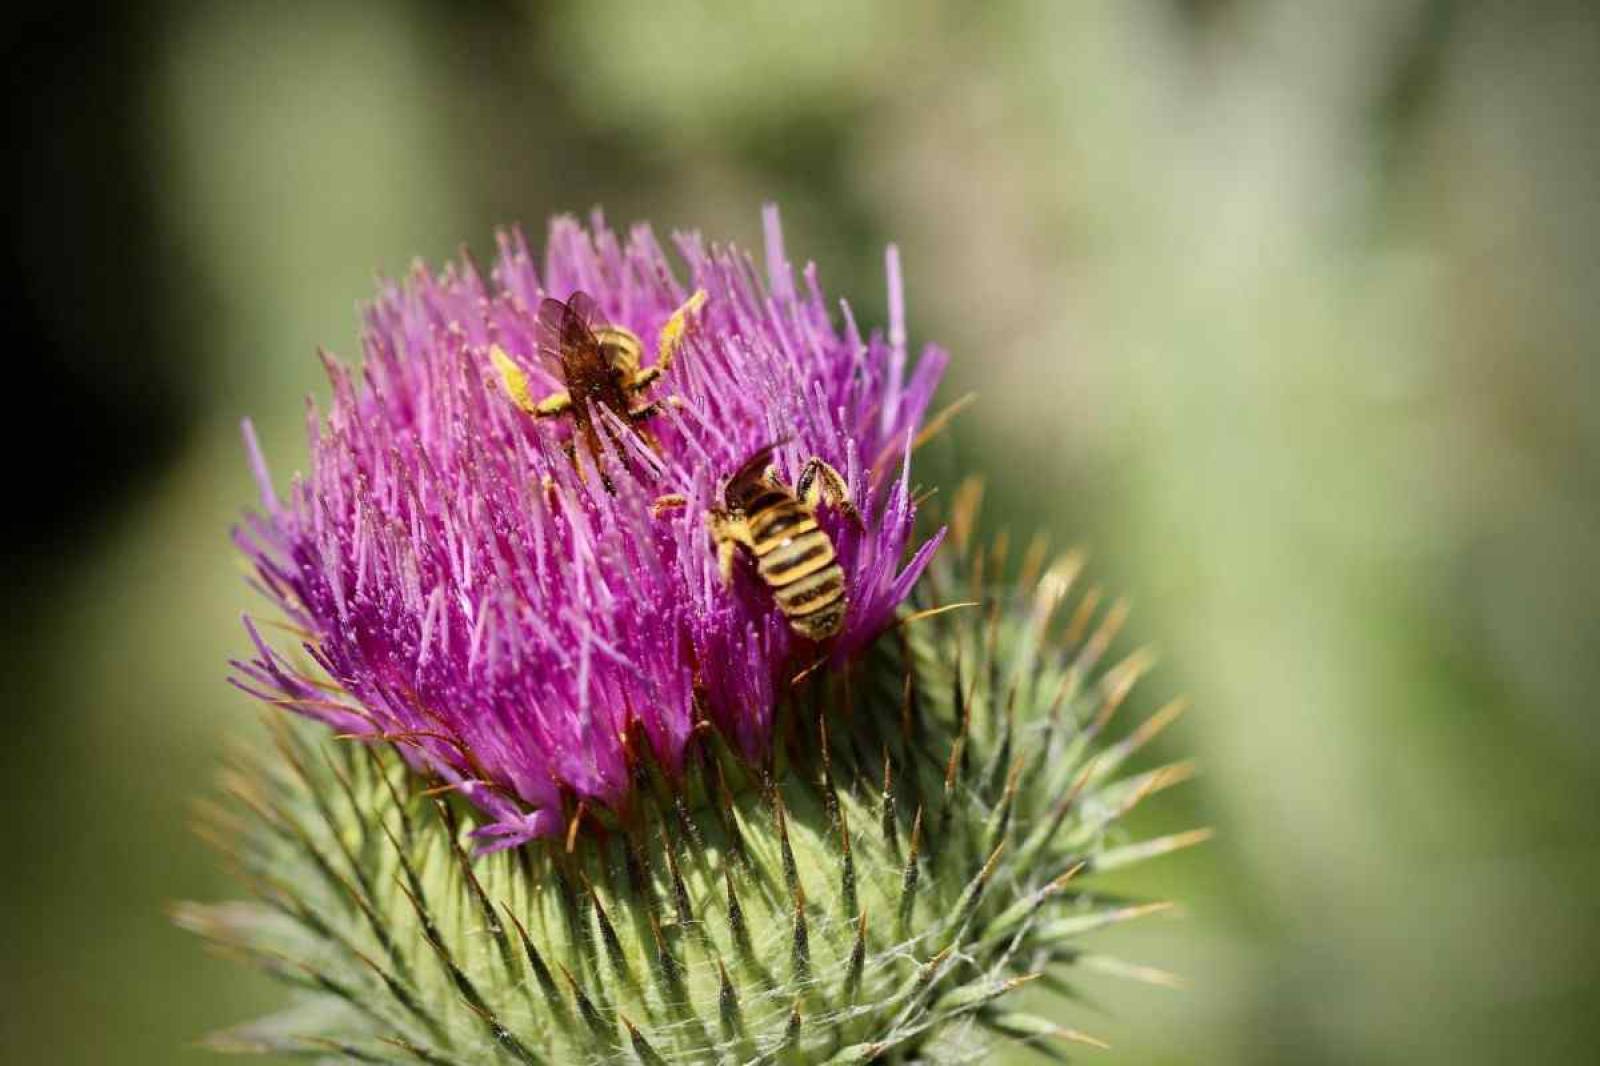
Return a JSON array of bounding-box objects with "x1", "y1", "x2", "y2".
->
[
  {"x1": 192, "y1": 210, "x2": 1200, "y2": 1064},
  {"x1": 232, "y1": 207, "x2": 945, "y2": 850}
]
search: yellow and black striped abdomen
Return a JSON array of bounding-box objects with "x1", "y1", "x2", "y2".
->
[{"x1": 748, "y1": 499, "x2": 847, "y2": 640}]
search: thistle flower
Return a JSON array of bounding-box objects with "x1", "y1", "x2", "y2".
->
[
  {"x1": 188, "y1": 210, "x2": 1201, "y2": 1063},
  {"x1": 232, "y1": 207, "x2": 944, "y2": 850}
]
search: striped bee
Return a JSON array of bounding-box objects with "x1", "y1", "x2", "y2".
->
[
  {"x1": 657, "y1": 445, "x2": 862, "y2": 641},
  {"x1": 490, "y1": 289, "x2": 705, "y2": 463}
]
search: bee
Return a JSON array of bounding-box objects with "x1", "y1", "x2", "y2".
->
[
  {"x1": 490, "y1": 288, "x2": 706, "y2": 463},
  {"x1": 656, "y1": 445, "x2": 862, "y2": 641}
]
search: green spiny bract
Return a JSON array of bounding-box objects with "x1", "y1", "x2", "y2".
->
[{"x1": 181, "y1": 508, "x2": 1201, "y2": 1063}]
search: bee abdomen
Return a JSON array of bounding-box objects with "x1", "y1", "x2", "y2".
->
[
  {"x1": 749, "y1": 501, "x2": 812, "y2": 542},
  {"x1": 756, "y1": 527, "x2": 834, "y2": 584},
  {"x1": 741, "y1": 492, "x2": 848, "y2": 640},
  {"x1": 772, "y1": 560, "x2": 848, "y2": 640}
]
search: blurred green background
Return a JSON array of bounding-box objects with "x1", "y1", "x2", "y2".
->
[{"x1": 4, "y1": 2, "x2": 1598, "y2": 1062}]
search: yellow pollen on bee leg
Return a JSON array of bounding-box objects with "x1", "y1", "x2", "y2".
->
[
  {"x1": 658, "y1": 289, "x2": 708, "y2": 361},
  {"x1": 490, "y1": 345, "x2": 537, "y2": 415}
]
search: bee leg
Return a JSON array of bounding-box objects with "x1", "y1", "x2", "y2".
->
[
  {"x1": 708, "y1": 510, "x2": 753, "y2": 586},
  {"x1": 490, "y1": 345, "x2": 538, "y2": 415},
  {"x1": 490, "y1": 345, "x2": 574, "y2": 420},
  {"x1": 628, "y1": 365, "x2": 663, "y2": 392},
  {"x1": 558, "y1": 438, "x2": 592, "y2": 487},
  {"x1": 628, "y1": 400, "x2": 665, "y2": 422},
  {"x1": 797, "y1": 457, "x2": 863, "y2": 529},
  {"x1": 650, "y1": 493, "x2": 688, "y2": 518},
  {"x1": 651, "y1": 289, "x2": 708, "y2": 377},
  {"x1": 534, "y1": 390, "x2": 573, "y2": 419}
]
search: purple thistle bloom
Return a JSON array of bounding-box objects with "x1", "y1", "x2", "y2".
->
[{"x1": 232, "y1": 206, "x2": 947, "y2": 850}]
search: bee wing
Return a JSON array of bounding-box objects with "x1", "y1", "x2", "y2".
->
[
  {"x1": 564, "y1": 290, "x2": 605, "y2": 335},
  {"x1": 532, "y1": 297, "x2": 569, "y2": 372},
  {"x1": 727, "y1": 438, "x2": 794, "y2": 491},
  {"x1": 534, "y1": 292, "x2": 602, "y2": 374}
]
